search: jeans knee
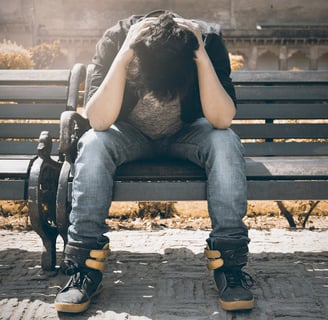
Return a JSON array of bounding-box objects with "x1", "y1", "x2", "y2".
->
[
  {"x1": 207, "y1": 129, "x2": 244, "y2": 158},
  {"x1": 76, "y1": 129, "x2": 117, "y2": 166},
  {"x1": 79, "y1": 130, "x2": 106, "y2": 152}
]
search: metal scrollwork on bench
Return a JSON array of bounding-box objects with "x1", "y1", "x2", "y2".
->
[{"x1": 28, "y1": 131, "x2": 62, "y2": 272}]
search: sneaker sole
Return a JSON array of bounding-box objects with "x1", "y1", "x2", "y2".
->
[
  {"x1": 219, "y1": 297, "x2": 254, "y2": 311},
  {"x1": 55, "y1": 283, "x2": 103, "y2": 313}
]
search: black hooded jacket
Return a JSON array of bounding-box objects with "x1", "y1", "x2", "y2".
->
[{"x1": 89, "y1": 13, "x2": 237, "y2": 124}]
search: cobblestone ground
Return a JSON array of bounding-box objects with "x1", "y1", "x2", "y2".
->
[{"x1": 0, "y1": 228, "x2": 327, "y2": 320}]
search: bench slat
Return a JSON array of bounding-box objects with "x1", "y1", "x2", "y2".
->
[
  {"x1": 243, "y1": 142, "x2": 328, "y2": 156},
  {"x1": 0, "y1": 141, "x2": 59, "y2": 155},
  {"x1": 109, "y1": 180, "x2": 328, "y2": 201},
  {"x1": 232, "y1": 123, "x2": 328, "y2": 139},
  {"x1": 0, "y1": 180, "x2": 26, "y2": 200},
  {"x1": 245, "y1": 156, "x2": 328, "y2": 178},
  {"x1": 235, "y1": 86, "x2": 328, "y2": 101},
  {"x1": 0, "y1": 69, "x2": 70, "y2": 83},
  {"x1": 235, "y1": 103, "x2": 328, "y2": 119},
  {"x1": 115, "y1": 159, "x2": 205, "y2": 180},
  {"x1": 247, "y1": 180, "x2": 328, "y2": 200},
  {"x1": 113, "y1": 181, "x2": 206, "y2": 201},
  {"x1": 0, "y1": 159, "x2": 33, "y2": 177},
  {"x1": 0, "y1": 123, "x2": 59, "y2": 139},
  {"x1": 232, "y1": 71, "x2": 328, "y2": 83},
  {"x1": 0, "y1": 155, "x2": 37, "y2": 160},
  {"x1": 0, "y1": 103, "x2": 67, "y2": 119},
  {"x1": 114, "y1": 157, "x2": 328, "y2": 181},
  {"x1": 0, "y1": 86, "x2": 68, "y2": 101}
]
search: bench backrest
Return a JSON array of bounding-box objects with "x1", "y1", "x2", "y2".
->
[
  {"x1": 0, "y1": 64, "x2": 85, "y2": 156},
  {"x1": 83, "y1": 65, "x2": 328, "y2": 157},
  {"x1": 231, "y1": 71, "x2": 328, "y2": 156}
]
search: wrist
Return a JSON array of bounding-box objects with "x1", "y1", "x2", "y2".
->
[
  {"x1": 194, "y1": 46, "x2": 208, "y2": 63},
  {"x1": 116, "y1": 47, "x2": 134, "y2": 67},
  {"x1": 195, "y1": 49, "x2": 212, "y2": 68}
]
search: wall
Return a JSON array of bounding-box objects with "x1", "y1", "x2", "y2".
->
[{"x1": 0, "y1": 0, "x2": 327, "y2": 69}]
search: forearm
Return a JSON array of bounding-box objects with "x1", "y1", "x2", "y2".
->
[
  {"x1": 85, "y1": 55, "x2": 129, "y2": 131},
  {"x1": 195, "y1": 49, "x2": 236, "y2": 129},
  {"x1": 86, "y1": 18, "x2": 157, "y2": 131}
]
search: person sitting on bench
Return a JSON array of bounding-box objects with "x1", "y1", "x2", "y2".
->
[{"x1": 55, "y1": 9, "x2": 254, "y2": 313}]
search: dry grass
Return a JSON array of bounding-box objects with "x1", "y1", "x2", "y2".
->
[{"x1": 1, "y1": 200, "x2": 327, "y2": 232}]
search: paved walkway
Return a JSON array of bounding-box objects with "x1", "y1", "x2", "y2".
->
[{"x1": 0, "y1": 228, "x2": 327, "y2": 320}]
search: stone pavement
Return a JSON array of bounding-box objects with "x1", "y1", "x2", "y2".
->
[{"x1": 0, "y1": 228, "x2": 327, "y2": 320}]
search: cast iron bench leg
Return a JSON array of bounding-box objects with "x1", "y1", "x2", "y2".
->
[{"x1": 28, "y1": 132, "x2": 62, "y2": 271}]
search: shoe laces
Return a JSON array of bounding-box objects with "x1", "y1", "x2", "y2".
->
[
  {"x1": 225, "y1": 269, "x2": 254, "y2": 289},
  {"x1": 63, "y1": 259, "x2": 79, "y2": 276},
  {"x1": 70, "y1": 271, "x2": 85, "y2": 289}
]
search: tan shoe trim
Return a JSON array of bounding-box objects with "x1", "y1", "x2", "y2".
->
[
  {"x1": 204, "y1": 248, "x2": 221, "y2": 259},
  {"x1": 55, "y1": 300, "x2": 90, "y2": 313},
  {"x1": 86, "y1": 259, "x2": 107, "y2": 272},
  {"x1": 207, "y1": 258, "x2": 224, "y2": 270},
  {"x1": 89, "y1": 248, "x2": 111, "y2": 259},
  {"x1": 218, "y1": 298, "x2": 254, "y2": 311}
]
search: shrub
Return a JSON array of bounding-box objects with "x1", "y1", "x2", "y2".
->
[
  {"x1": 137, "y1": 202, "x2": 177, "y2": 219},
  {"x1": 29, "y1": 40, "x2": 62, "y2": 69},
  {"x1": 0, "y1": 40, "x2": 34, "y2": 69},
  {"x1": 230, "y1": 53, "x2": 244, "y2": 71}
]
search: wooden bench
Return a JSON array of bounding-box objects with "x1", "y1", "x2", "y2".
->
[
  {"x1": 35, "y1": 65, "x2": 328, "y2": 271},
  {"x1": 0, "y1": 64, "x2": 86, "y2": 267}
]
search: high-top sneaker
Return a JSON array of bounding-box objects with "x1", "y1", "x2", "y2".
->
[
  {"x1": 55, "y1": 243, "x2": 110, "y2": 313},
  {"x1": 205, "y1": 239, "x2": 254, "y2": 311}
]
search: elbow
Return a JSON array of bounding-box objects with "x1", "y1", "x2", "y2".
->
[
  {"x1": 90, "y1": 122, "x2": 110, "y2": 131},
  {"x1": 86, "y1": 111, "x2": 111, "y2": 131},
  {"x1": 212, "y1": 119, "x2": 233, "y2": 130},
  {"x1": 89, "y1": 118, "x2": 111, "y2": 131},
  {"x1": 85, "y1": 100, "x2": 118, "y2": 131},
  {"x1": 205, "y1": 99, "x2": 236, "y2": 129},
  {"x1": 209, "y1": 110, "x2": 236, "y2": 130}
]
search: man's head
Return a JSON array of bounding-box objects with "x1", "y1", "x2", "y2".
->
[{"x1": 127, "y1": 12, "x2": 199, "y2": 100}]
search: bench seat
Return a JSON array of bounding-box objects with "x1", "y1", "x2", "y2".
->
[{"x1": 106, "y1": 157, "x2": 328, "y2": 201}]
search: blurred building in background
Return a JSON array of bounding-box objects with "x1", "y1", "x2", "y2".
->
[{"x1": 0, "y1": 0, "x2": 327, "y2": 70}]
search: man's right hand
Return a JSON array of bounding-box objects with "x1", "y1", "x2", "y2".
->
[
  {"x1": 118, "y1": 18, "x2": 157, "y2": 65},
  {"x1": 85, "y1": 18, "x2": 158, "y2": 131}
]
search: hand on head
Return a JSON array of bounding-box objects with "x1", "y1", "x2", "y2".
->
[
  {"x1": 119, "y1": 18, "x2": 158, "y2": 64},
  {"x1": 119, "y1": 14, "x2": 204, "y2": 66}
]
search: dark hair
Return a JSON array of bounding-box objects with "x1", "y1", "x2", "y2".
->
[{"x1": 128, "y1": 13, "x2": 199, "y2": 100}]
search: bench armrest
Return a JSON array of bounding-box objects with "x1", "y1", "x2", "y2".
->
[
  {"x1": 67, "y1": 63, "x2": 86, "y2": 110},
  {"x1": 59, "y1": 111, "x2": 91, "y2": 163}
]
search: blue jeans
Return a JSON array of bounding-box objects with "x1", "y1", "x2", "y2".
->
[{"x1": 68, "y1": 118, "x2": 249, "y2": 247}]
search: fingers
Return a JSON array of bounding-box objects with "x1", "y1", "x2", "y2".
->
[
  {"x1": 126, "y1": 17, "x2": 203, "y2": 50},
  {"x1": 174, "y1": 18, "x2": 199, "y2": 31},
  {"x1": 127, "y1": 18, "x2": 157, "y2": 44},
  {"x1": 174, "y1": 18, "x2": 203, "y2": 45}
]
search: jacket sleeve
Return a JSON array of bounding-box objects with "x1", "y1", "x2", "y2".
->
[
  {"x1": 205, "y1": 32, "x2": 237, "y2": 107},
  {"x1": 87, "y1": 26, "x2": 121, "y2": 102}
]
